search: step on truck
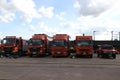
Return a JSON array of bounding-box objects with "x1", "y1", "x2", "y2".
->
[
  {"x1": 74, "y1": 34, "x2": 93, "y2": 58},
  {"x1": 50, "y1": 34, "x2": 69, "y2": 57},
  {"x1": 1, "y1": 36, "x2": 27, "y2": 57},
  {"x1": 27, "y1": 34, "x2": 48, "y2": 57}
]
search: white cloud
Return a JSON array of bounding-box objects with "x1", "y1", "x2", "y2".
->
[
  {"x1": 60, "y1": 22, "x2": 79, "y2": 29},
  {"x1": 76, "y1": 16, "x2": 120, "y2": 40},
  {"x1": 74, "y1": 0, "x2": 80, "y2": 8},
  {"x1": 0, "y1": 1, "x2": 54, "y2": 23},
  {"x1": 59, "y1": 22, "x2": 82, "y2": 39},
  {"x1": 59, "y1": 20, "x2": 114, "y2": 40},
  {"x1": 12, "y1": 0, "x2": 36, "y2": 14},
  {"x1": 98, "y1": 1, "x2": 120, "y2": 20},
  {"x1": 38, "y1": 22, "x2": 56, "y2": 33},
  {"x1": 29, "y1": 25, "x2": 36, "y2": 31},
  {"x1": 75, "y1": 0, "x2": 115, "y2": 17},
  {"x1": 0, "y1": 32, "x2": 3, "y2": 39},
  {"x1": 56, "y1": 12, "x2": 66, "y2": 21},
  {"x1": 39, "y1": 6, "x2": 54, "y2": 18},
  {"x1": 38, "y1": 22, "x2": 62, "y2": 37},
  {"x1": 72, "y1": 0, "x2": 120, "y2": 40},
  {"x1": 1, "y1": 0, "x2": 120, "y2": 41},
  {"x1": 0, "y1": 0, "x2": 16, "y2": 22},
  {"x1": 38, "y1": 22, "x2": 48, "y2": 30},
  {"x1": 0, "y1": 0, "x2": 41, "y2": 23},
  {"x1": 0, "y1": 0, "x2": 55, "y2": 23},
  {"x1": 12, "y1": 0, "x2": 41, "y2": 23},
  {"x1": 0, "y1": 11, "x2": 15, "y2": 23}
]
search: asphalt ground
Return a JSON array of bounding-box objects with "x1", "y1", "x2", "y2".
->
[{"x1": 0, "y1": 54, "x2": 120, "y2": 80}]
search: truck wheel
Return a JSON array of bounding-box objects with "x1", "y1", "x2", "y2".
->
[
  {"x1": 29, "y1": 54, "x2": 33, "y2": 57},
  {"x1": 52, "y1": 56, "x2": 56, "y2": 58},
  {"x1": 97, "y1": 54, "x2": 100, "y2": 57},
  {"x1": 70, "y1": 55, "x2": 76, "y2": 59},
  {"x1": 70, "y1": 53, "x2": 76, "y2": 59},
  {"x1": 90, "y1": 55, "x2": 93, "y2": 58},
  {"x1": 113, "y1": 54, "x2": 116, "y2": 59},
  {"x1": 101, "y1": 54, "x2": 106, "y2": 58},
  {"x1": 42, "y1": 53, "x2": 46, "y2": 57}
]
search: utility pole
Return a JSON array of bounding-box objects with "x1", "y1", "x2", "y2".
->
[
  {"x1": 93, "y1": 31, "x2": 96, "y2": 41},
  {"x1": 111, "y1": 31, "x2": 113, "y2": 41},
  {"x1": 119, "y1": 32, "x2": 120, "y2": 41}
]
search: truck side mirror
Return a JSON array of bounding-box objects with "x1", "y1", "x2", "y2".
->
[
  {"x1": 1, "y1": 40, "x2": 3, "y2": 44},
  {"x1": 27, "y1": 40, "x2": 31, "y2": 44},
  {"x1": 26, "y1": 40, "x2": 29, "y2": 44}
]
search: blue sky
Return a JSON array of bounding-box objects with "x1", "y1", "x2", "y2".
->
[{"x1": 0, "y1": 0, "x2": 120, "y2": 40}]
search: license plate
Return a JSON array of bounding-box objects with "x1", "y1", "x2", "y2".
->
[
  {"x1": 33, "y1": 52, "x2": 36, "y2": 54},
  {"x1": 57, "y1": 52, "x2": 61, "y2": 54},
  {"x1": 83, "y1": 52, "x2": 86, "y2": 55}
]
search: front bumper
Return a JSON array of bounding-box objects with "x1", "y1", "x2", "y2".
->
[{"x1": 51, "y1": 51, "x2": 68, "y2": 57}]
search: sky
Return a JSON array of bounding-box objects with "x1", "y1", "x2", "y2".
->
[{"x1": 0, "y1": 0, "x2": 120, "y2": 40}]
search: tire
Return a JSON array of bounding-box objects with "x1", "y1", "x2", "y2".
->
[
  {"x1": 90, "y1": 54, "x2": 93, "y2": 58},
  {"x1": 101, "y1": 54, "x2": 104, "y2": 58},
  {"x1": 29, "y1": 54, "x2": 33, "y2": 57},
  {"x1": 97, "y1": 54, "x2": 100, "y2": 57},
  {"x1": 70, "y1": 53, "x2": 76, "y2": 59},
  {"x1": 52, "y1": 56, "x2": 56, "y2": 58},
  {"x1": 70, "y1": 55, "x2": 76, "y2": 59},
  {"x1": 112, "y1": 54, "x2": 116, "y2": 59}
]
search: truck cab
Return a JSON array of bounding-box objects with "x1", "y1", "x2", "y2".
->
[
  {"x1": 1, "y1": 36, "x2": 25, "y2": 57},
  {"x1": 27, "y1": 34, "x2": 48, "y2": 57},
  {"x1": 75, "y1": 35, "x2": 93, "y2": 58},
  {"x1": 51, "y1": 34, "x2": 69, "y2": 57},
  {"x1": 97, "y1": 44, "x2": 116, "y2": 59}
]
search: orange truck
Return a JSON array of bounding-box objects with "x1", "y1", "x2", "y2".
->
[
  {"x1": 50, "y1": 34, "x2": 69, "y2": 57},
  {"x1": 1, "y1": 36, "x2": 27, "y2": 57},
  {"x1": 74, "y1": 35, "x2": 93, "y2": 58},
  {"x1": 27, "y1": 34, "x2": 48, "y2": 57}
]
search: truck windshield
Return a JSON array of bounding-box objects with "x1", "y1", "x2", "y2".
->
[
  {"x1": 29, "y1": 39, "x2": 44, "y2": 45},
  {"x1": 52, "y1": 40, "x2": 67, "y2": 46},
  {"x1": 2, "y1": 38, "x2": 15, "y2": 44},
  {"x1": 77, "y1": 40, "x2": 92, "y2": 46},
  {"x1": 101, "y1": 45, "x2": 113, "y2": 49}
]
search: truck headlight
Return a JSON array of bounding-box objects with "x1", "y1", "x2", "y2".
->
[
  {"x1": 2, "y1": 50, "x2": 4, "y2": 53},
  {"x1": 103, "y1": 51, "x2": 107, "y2": 54},
  {"x1": 113, "y1": 52, "x2": 116, "y2": 54}
]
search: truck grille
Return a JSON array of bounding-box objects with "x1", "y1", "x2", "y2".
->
[
  {"x1": 79, "y1": 49, "x2": 90, "y2": 51},
  {"x1": 4, "y1": 47, "x2": 13, "y2": 52},
  {"x1": 29, "y1": 48, "x2": 40, "y2": 52}
]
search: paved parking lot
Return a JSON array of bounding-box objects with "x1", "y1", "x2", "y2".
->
[{"x1": 0, "y1": 54, "x2": 120, "y2": 80}]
